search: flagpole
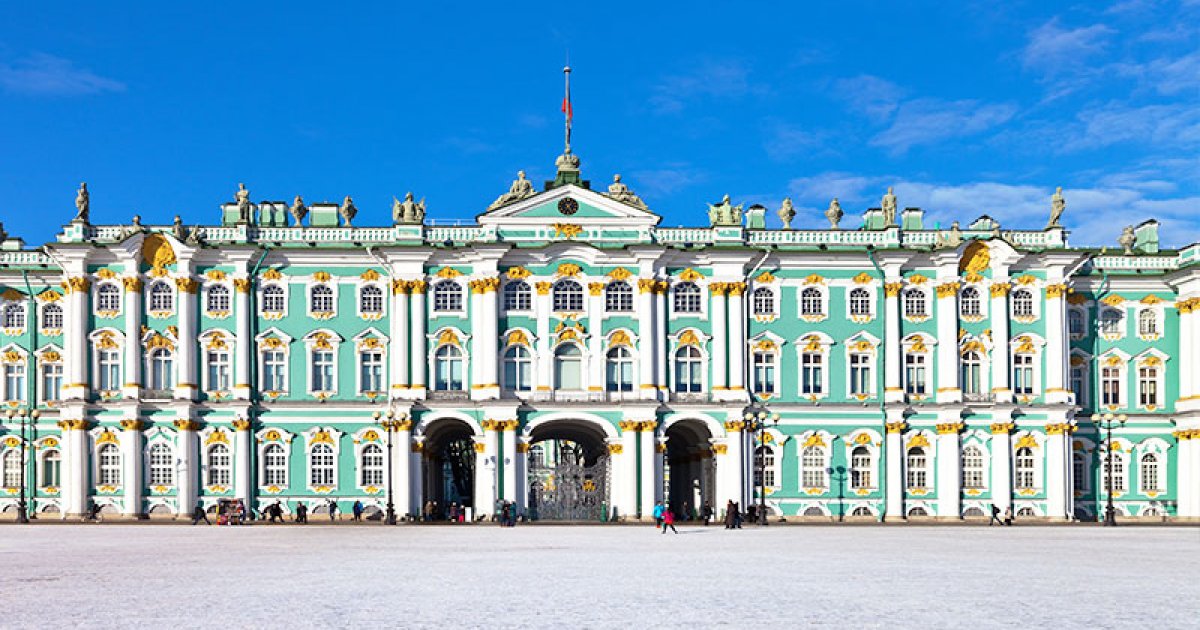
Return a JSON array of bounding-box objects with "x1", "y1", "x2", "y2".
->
[{"x1": 563, "y1": 65, "x2": 572, "y2": 155}]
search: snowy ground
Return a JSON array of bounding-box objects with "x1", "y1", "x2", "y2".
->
[{"x1": 0, "y1": 524, "x2": 1196, "y2": 629}]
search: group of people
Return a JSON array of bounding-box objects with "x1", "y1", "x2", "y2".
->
[
  {"x1": 497, "y1": 501, "x2": 519, "y2": 527},
  {"x1": 989, "y1": 504, "x2": 1015, "y2": 526},
  {"x1": 652, "y1": 502, "x2": 679, "y2": 534}
]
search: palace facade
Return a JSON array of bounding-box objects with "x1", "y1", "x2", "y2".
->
[{"x1": 1, "y1": 150, "x2": 1198, "y2": 522}]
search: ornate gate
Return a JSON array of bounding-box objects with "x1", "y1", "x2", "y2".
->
[{"x1": 529, "y1": 444, "x2": 609, "y2": 521}]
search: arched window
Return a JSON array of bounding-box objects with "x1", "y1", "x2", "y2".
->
[
  {"x1": 2, "y1": 449, "x2": 20, "y2": 488},
  {"x1": 1099, "y1": 309, "x2": 1123, "y2": 336},
  {"x1": 1138, "y1": 364, "x2": 1159, "y2": 407},
  {"x1": 309, "y1": 285, "x2": 334, "y2": 315},
  {"x1": 1012, "y1": 353, "x2": 1035, "y2": 396},
  {"x1": 98, "y1": 443, "x2": 122, "y2": 486},
  {"x1": 96, "y1": 284, "x2": 121, "y2": 313},
  {"x1": 310, "y1": 443, "x2": 335, "y2": 486},
  {"x1": 361, "y1": 444, "x2": 384, "y2": 486},
  {"x1": 262, "y1": 285, "x2": 286, "y2": 315},
  {"x1": 1140, "y1": 453, "x2": 1161, "y2": 492},
  {"x1": 148, "y1": 348, "x2": 174, "y2": 392},
  {"x1": 42, "y1": 303, "x2": 63, "y2": 330},
  {"x1": 206, "y1": 444, "x2": 231, "y2": 486},
  {"x1": 552, "y1": 280, "x2": 584, "y2": 312},
  {"x1": 962, "y1": 445, "x2": 985, "y2": 489},
  {"x1": 263, "y1": 443, "x2": 287, "y2": 486},
  {"x1": 433, "y1": 345, "x2": 464, "y2": 391},
  {"x1": 753, "y1": 446, "x2": 775, "y2": 488},
  {"x1": 752, "y1": 288, "x2": 774, "y2": 316},
  {"x1": 432, "y1": 280, "x2": 462, "y2": 312},
  {"x1": 752, "y1": 348, "x2": 776, "y2": 395},
  {"x1": 148, "y1": 443, "x2": 173, "y2": 486},
  {"x1": 800, "y1": 351, "x2": 823, "y2": 395},
  {"x1": 800, "y1": 287, "x2": 823, "y2": 316},
  {"x1": 850, "y1": 446, "x2": 872, "y2": 489},
  {"x1": 906, "y1": 447, "x2": 927, "y2": 489},
  {"x1": 605, "y1": 282, "x2": 633, "y2": 312},
  {"x1": 674, "y1": 346, "x2": 703, "y2": 393},
  {"x1": 1137, "y1": 309, "x2": 1158, "y2": 336},
  {"x1": 903, "y1": 289, "x2": 926, "y2": 318},
  {"x1": 40, "y1": 449, "x2": 60, "y2": 488},
  {"x1": 1068, "y1": 309, "x2": 1085, "y2": 337},
  {"x1": 849, "y1": 288, "x2": 871, "y2": 318},
  {"x1": 1015, "y1": 446, "x2": 1036, "y2": 489},
  {"x1": 503, "y1": 281, "x2": 531, "y2": 312},
  {"x1": 801, "y1": 445, "x2": 826, "y2": 488},
  {"x1": 148, "y1": 281, "x2": 173, "y2": 312},
  {"x1": 503, "y1": 345, "x2": 532, "y2": 392},
  {"x1": 851, "y1": 506, "x2": 873, "y2": 517},
  {"x1": 673, "y1": 282, "x2": 701, "y2": 313},
  {"x1": 605, "y1": 346, "x2": 634, "y2": 393},
  {"x1": 206, "y1": 285, "x2": 231, "y2": 313},
  {"x1": 2, "y1": 303, "x2": 25, "y2": 330},
  {"x1": 961, "y1": 350, "x2": 983, "y2": 395},
  {"x1": 1012, "y1": 289, "x2": 1035, "y2": 318},
  {"x1": 554, "y1": 344, "x2": 583, "y2": 390},
  {"x1": 359, "y1": 285, "x2": 384, "y2": 315},
  {"x1": 960, "y1": 287, "x2": 981, "y2": 317}
]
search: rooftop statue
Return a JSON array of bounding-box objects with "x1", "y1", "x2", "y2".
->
[
  {"x1": 488, "y1": 170, "x2": 536, "y2": 210},
  {"x1": 881, "y1": 186, "x2": 898, "y2": 227},
  {"x1": 172, "y1": 215, "x2": 186, "y2": 241},
  {"x1": 185, "y1": 224, "x2": 201, "y2": 246},
  {"x1": 605, "y1": 174, "x2": 647, "y2": 210},
  {"x1": 234, "y1": 183, "x2": 253, "y2": 224},
  {"x1": 120, "y1": 215, "x2": 145, "y2": 240},
  {"x1": 394, "y1": 192, "x2": 426, "y2": 225},
  {"x1": 1119, "y1": 225, "x2": 1136, "y2": 256},
  {"x1": 778, "y1": 197, "x2": 796, "y2": 230},
  {"x1": 936, "y1": 221, "x2": 963, "y2": 249},
  {"x1": 339, "y1": 196, "x2": 357, "y2": 227},
  {"x1": 1048, "y1": 186, "x2": 1065, "y2": 229},
  {"x1": 825, "y1": 198, "x2": 843, "y2": 230},
  {"x1": 73, "y1": 182, "x2": 90, "y2": 223},
  {"x1": 0, "y1": 222, "x2": 7, "y2": 241},
  {"x1": 290, "y1": 196, "x2": 308, "y2": 227},
  {"x1": 707, "y1": 194, "x2": 743, "y2": 227}
]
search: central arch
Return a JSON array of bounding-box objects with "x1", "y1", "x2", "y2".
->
[
  {"x1": 664, "y1": 417, "x2": 716, "y2": 521},
  {"x1": 420, "y1": 417, "x2": 477, "y2": 520},
  {"x1": 524, "y1": 416, "x2": 614, "y2": 522}
]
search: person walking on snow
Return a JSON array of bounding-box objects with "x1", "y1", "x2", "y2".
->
[
  {"x1": 652, "y1": 501, "x2": 665, "y2": 528},
  {"x1": 296, "y1": 501, "x2": 308, "y2": 523},
  {"x1": 1003, "y1": 506, "x2": 1013, "y2": 526},
  {"x1": 328, "y1": 500, "x2": 338, "y2": 522},
  {"x1": 988, "y1": 504, "x2": 1002, "y2": 526},
  {"x1": 661, "y1": 504, "x2": 678, "y2": 534},
  {"x1": 352, "y1": 500, "x2": 364, "y2": 522},
  {"x1": 702, "y1": 501, "x2": 713, "y2": 526},
  {"x1": 724, "y1": 500, "x2": 736, "y2": 529},
  {"x1": 191, "y1": 502, "x2": 210, "y2": 525}
]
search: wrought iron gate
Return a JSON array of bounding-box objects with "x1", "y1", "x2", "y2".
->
[{"x1": 529, "y1": 449, "x2": 609, "y2": 521}]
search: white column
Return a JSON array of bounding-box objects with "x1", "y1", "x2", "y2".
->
[
  {"x1": 990, "y1": 280, "x2": 1012, "y2": 403},
  {"x1": 655, "y1": 287, "x2": 668, "y2": 399},
  {"x1": 637, "y1": 281, "x2": 656, "y2": 399},
  {"x1": 1177, "y1": 299, "x2": 1198, "y2": 407},
  {"x1": 617, "y1": 423, "x2": 639, "y2": 519},
  {"x1": 175, "y1": 420, "x2": 199, "y2": 517},
  {"x1": 1043, "y1": 282, "x2": 1070, "y2": 404},
  {"x1": 174, "y1": 274, "x2": 198, "y2": 401},
  {"x1": 468, "y1": 284, "x2": 483, "y2": 390},
  {"x1": 233, "y1": 419, "x2": 251, "y2": 511},
  {"x1": 63, "y1": 278, "x2": 90, "y2": 401},
  {"x1": 472, "y1": 433, "x2": 494, "y2": 519},
  {"x1": 935, "y1": 280, "x2": 960, "y2": 404},
  {"x1": 935, "y1": 420, "x2": 962, "y2": 519},
  {"x1": 713, "y1": 439, "x2": 735, "y2": 518},
  {"x1": 587, "y1": 283, "x2": 604, "y2": 396},
  {"x1": 727, "y1": 284, "x2": 747, "y2": 394},
  {"x1": 990, "y1": 421, "x2": 1013, "y2": 514},
  {"x1": 638, "y1": 422, "x2": 659, "y2": 518},
  {"x1": 409, "y1": 438, "x2": 424, "y2": 517},
  {"x1": 122, "y1": 278, "x2": 143, "y2": 399},
  {"x1": 390, "y1": 283, "x2": 410, "y2": 395},
  {"x1": 884, "y1": 282, "x2": 903, "y2": 403},
  {"x1": 408, "y1": 282, "x2": 427, "y2": 395},
  {"x1": 233, "y1": 279, "x2": 251, "y2": 400},
  {"x1": 392, "y1": 422, "x2": 411, "y2": 518},
  {"x1": 501, "y1": 421, "x2": 517, "y2": 502},
  {"x1": 1044, "y1": 422, "x2": 1069, "y2": 520},
  {"x1": 515, "y1": 439, "x2": 530, "y2": 514},
  {"x1": 478, "y1": 281, "x2": 500, "y2": 398},
  {"x1": 884, "y1": 416, "x2": 904, "y2": 520},
  {"x1": 724, "y1": 418, "x2": 745, "y2": 513},
  {"x1": 1172, "y1": 431, "x2": 1189, "y2": 518},
  {"x1": 121, "y1": 420, "x2": 143, "y2": 518},
  {"x1": 1186, "y1": 437, "x2": 1200, "y2": 520},
  {"x1": 63, "y1": 421, "x2": 89, "y2": 518},
  {"x1": 535, "y1": 282, "x2": 552, "y2": 394},
  {"x1": 710, "y1": 283, "x2": 728, "y2": 394}
]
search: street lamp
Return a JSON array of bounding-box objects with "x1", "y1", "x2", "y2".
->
[
  {"x1": 826, "y1": 465, "x2": 847, "y2": 522},
  {"x1": 6, "y1": 407, "x2": 37, "y2": 524},
  {"x1": 1091, "y1": 412, "x2": 1127, "y2": 527},
  {"x1": 373, "y1": 409, "x2": 403, "y2": 525},
  {"x1": 744, "y1": 406, "x2": 780, "y2": 525}
]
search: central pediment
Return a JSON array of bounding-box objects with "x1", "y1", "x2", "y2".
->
[{"x1": 477, "y1": 184, "x2": 661, "y2": 229}]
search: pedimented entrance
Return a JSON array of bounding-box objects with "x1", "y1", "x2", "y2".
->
[{"x1": 526, "y1": 418, "x2": 611, "y2": 522}]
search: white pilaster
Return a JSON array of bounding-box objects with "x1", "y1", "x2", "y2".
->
[
  {"x1": 727, "y1": 284, "x2": 746, "y2": 394},
  {"x1": 501, "y1": 421, "x2": 517, "y2": 502},
  {"x1": 654, "y1": 286, "x2": 667, "y2": 399},
  {"x1": 535, "y1": 282, "x2": 552, "y2": 394},
  {"x1": 409, "y1": 439, "x2": 424, "y2": 517},
  {"x1": 390, "y1": 285, "x2": 410, "y2": 395},
  {"x1": 121, "y1": 278, "x2": 142, "y2": 399},
  {"x1": 408, "y1": 283, "x2": 427, "y2": 396},
  {"x1": 710, "y1": 283, "x2": 728, "y2": 394},
  {"x1": 1186, "y1": 437, "x2": 1200, "y2": 519},
  {"x1": 617, "y1": 423, "x2": 639, "y2": 519},
  {"x1": 515, "y1": 439, "x2": 529, "y2": 514},
  {"x1": 884, "y1": 413, "x2": 905, "y2": 520},
  {"x1": 724, "y1": 415, "x2": 745, "y2": 512},
  {"x1": 477, "y1": 281, "x2": 500, "y2": 399},
  {"x1": 63, "y1": 277, "x2": 90, "y2": 401},
  {"x1": 174, "y1": 268, "x2": 198, "y2": 401},
  {"x1": 638, "y1": 422, "x2": 659, "y2": 518},
  {"x1": 472, "y1": 434, "x2": 494, "y2": 519},
  {"x1": 392, "y1": 423, "x2": 411, "y2": 518},
  {"x1": 637, "y1": 281, "x2": 656, "y2": 399},
  {"x1": 990, "y1": 417, "x2": 1014, "y2": 514},
  {"x1": 233, "y1": 279, "x2": 251, "y2": 400},
  {"x1": 935, "y1": 419, "x2": 963, "y2": 519},
  {"x1": 883, "y1": 278, "x2": 903, "y2": 403},
  {"x1": 64, "y1": 421, "x2": 89, "y2": 518},
  {"x1": 175, "y1": 420, "x2": 199, "y2": 517},
  {"x1": 233, "y1": 420, "x2": 251, "y2": 511},
  {"x1": 990, "y1": 279, "x2": 1012, "y2": 403},
  {"x1": 1044, "y1": 421, "x2": 1070, "y2": 520},
  {"x1": 587, "y1": 283, "x2": 604, "y2": 396},
  {"x1": 121, "y1": 421, "x2": 143, "y2": 518},
  {"x1": 934, "y1": 265, "x2": 961, "y2": 404},
  {"x1": 1043, "y1": 276, "x2": 1070, "y2": 404},
  {"x1": 468, "y1": 284, "x2": 484, "y2": 396}
]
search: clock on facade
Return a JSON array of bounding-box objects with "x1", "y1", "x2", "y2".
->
[{"x1": 557, "y1": 198, "x2": 579, "y2": 215}]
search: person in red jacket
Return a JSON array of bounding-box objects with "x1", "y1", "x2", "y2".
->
[{"x1": 661, "y1": 504, "x2": 678, "y2": 534}]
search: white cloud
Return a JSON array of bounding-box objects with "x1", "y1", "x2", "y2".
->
[
  {"x1": 625, "y1": 164, "x2": 706, "y2": 197},
  {"x1": 870, "y1": 99, "x2": 1018, "y2": 154},
  {"x1": 1064, "y1": 102, "x2": 1200, "y2": 151},
  {"x1": 762, "y1": 122, "x2": 829, "y2": 160},
  {"x1": 648, "y1": 59, "x2": 756, "y2": 114},
  {"x1": 0, "y1": 53, "x2": 125, "y2": 96},
  {"x1": 832, "y1": 74, "x2": 906, "y2": 122},
  {"x1": 1021, "y1": 19, "x2": 1116, "y2": 76}
]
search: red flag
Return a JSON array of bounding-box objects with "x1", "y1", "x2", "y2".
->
[{"x1": 561, "y1": 96, "x2": 572, "y2": 121}]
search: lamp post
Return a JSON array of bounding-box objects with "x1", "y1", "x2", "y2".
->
[
  {"x1": 6, "y1": 407, "x2": 37, "y2": 524},
  {"x1": 1091, "y1": 412, "x2": 1127, "y2": 527},
  {"x1": 373, "y1": 409, "x2": 402, "y2": 525},
  {"x1": 826, "y1": 465, "x2": 847, "y2": 523},
  {"x1": 743, "y1": 405, "x2": 779, "y2": 525}
]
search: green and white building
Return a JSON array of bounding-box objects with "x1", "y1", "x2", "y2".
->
[{"x1": 1, "y1": 147, "x2": 1198, "y2": 522}]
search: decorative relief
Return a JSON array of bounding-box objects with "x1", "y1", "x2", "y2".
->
[
  {"x1": 906, "y1": 433, "x2": 930, "y2": 448},
  {"x1": 907, "y1": 274, "x2": 929, "y2": 285},
  {"x1": 535, "y1": 281, "x2": 552, "y2": 295},
  {"x1": 140, "y1": 234, "x2": 176, "y2": 273},
  {"x1": 679, "y1": 268, "x2": 704, "y2": 282},
  {"x1": 990, "y1": 283, "x2": 1011, "y2": 298},
  {"x1": 677, "y1": 330, "x2": 701, "y2": 346},
  {"x1": 935, "y1": 282, "x2": 960, "y2": 298},
  {"x1": 607, "y1": 267, "x2": 633, "y2": 281},
  {"x1": 588, "y1": 282, "x2": 604, "y2": 296},
  {"x1": 556, "y1": 263, "x2": 582, "y2": 277},
  {"x1": 261, "y1": 268, "x2": 283, "y2": 281},
  {"x1": 852, "y1": 272, "x2": 873, "y2": 284},
  {"x1": 506, "y1": 330, "x2": 529, "y2": 346},
  {"x1": 884, "y1": 282, "x2": 904, "y2": 297},
  {"x1": 935, "y1": 422, "x2": 964, "y2": 434},
  {"x1": 205, "y1": 269, "x2": 227, "y2": 281},
  {"x1": 360, "y1": 269, "x2": 381, "y2": 281},
  {"x1": 1045, "y1": 284, "x2": 1068, "y2": 299},
  {"x1": 434, "y1": 267, "x2": 462, "y2": 279},
  {"x1": 756, "y1": 271, "x2": 777, "y2": 284},
  {"x1": 437, "y1": 329, "x2": 461, "y2": 346},
  {"x1": 1100, "y1": 294, "x2": 1125, "y2": 307},
  {"x1": 175, "y1": 277, "x2": 199, "y2": 294},
  {"x1": 803, "y1": 273, "x2": 826, "y2": 285},
  {"x1": 551, "y1": 223, "x2": 583, "y2": 238},
  {"x1": 506, "y1": 266, "x2": 531, "y2": 280},
  {"x1": 608, "y1": 330, "x2": 632, "y2": 347}
]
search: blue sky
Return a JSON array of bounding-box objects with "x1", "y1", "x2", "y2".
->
[{"x1": 1, "y1": 1, "x2": 1197, "y2": 247}]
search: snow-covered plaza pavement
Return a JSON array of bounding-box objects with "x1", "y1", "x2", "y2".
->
[{"x1": 0, "y1": 524, "x2": 1196, "y2": 629}]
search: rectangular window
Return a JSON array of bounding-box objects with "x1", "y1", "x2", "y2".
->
[
  {"x1": 1070, "y1": 365, "x2": 1086, "y2": 406},
  {"x1": 263, "y1": 351, "x2": 287, "y2": 392},
  {"x1": 1138, "y1": 367, "x2": 1158, "y2": 407},
  {"x1": 1102, "y1": 366, "x2": 1121, "y2": 407},
  {"x1": 1012, "y1": 354, "x2": 1034, "y2": 395},
  {"x1": 4, "y1": 363, "x2": 25, "y2": 402},
  {"x1": 801, "y1": 353, "x2": 823, "y2": 395},
  {"x1": 206, "y1": 350, "x2": 231, "y2": 392},
  {"x1": 98, "y1": 350, "x2": 120, "y2": 391},
  {"x1": 312, "y1": 350, "x2": 334, "y2": 393},
  {"x1": 850, "y1": 353, "x2": 871, "y2": 397},
  {"x1": 360, "y1": 351, "x2": 383, "y2": 394},
  {"x1": 752, "y1": 351, "x2": 776, "y2": 395},
  {"x1": 904, "y1": 353, "x2": 926, "y2": 395},
  {"x1": 41, "y1": 362, "x2": 62, "y2": 403}
]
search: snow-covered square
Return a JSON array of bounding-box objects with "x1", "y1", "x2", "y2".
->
[{"x1": 0, "y1": 524, "x2": 1196, "y2": 628}]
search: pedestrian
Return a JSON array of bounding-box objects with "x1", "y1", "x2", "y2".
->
[
  {"x1": 989, "y1": 504, "x2": 1002, "y2": 526},
  {"x1": 724, "y1": 500, "x2": 735, "y2": 529},
  {"x1": 352, "y1": 500, "x2": 364, "y2": 522},
  {"x1": 296, "y1": 502, "x2": 308, "y2": 524},
  {"x1": 702, "y1": 501, "x2": 713, "y2": 526},
  {"x1": 661, "y1": 504, "x2": 678, "y2": 534},
  {"x1": 652, "y1": 501, "x2": 665, "y2": 528},
  {"x1": 733, "y1": 502, "x2": 743, "y2": 529},
  {"x1": 191, "y1": 502, "x2": 210, "y2": 525},
  {"x1": 423, "y1": 500, "x2": 433, "y2": 522},
  {"x1": 1003, "y1": 506, "x2": 1013, "y2": 526},
  {"x1": 449, "y1": 502, "x2": 459, "y2": 523},
  {"x1": 86, "y1": 502, "x2": 103, "y2": 523},
  {"x1": 270, "y1": 501, "x2": 284, "y2": 523},
  {"x1": 328, "y1": 500, "x2": 338, "y2": 522}
]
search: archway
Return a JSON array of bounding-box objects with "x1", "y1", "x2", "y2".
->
[
  {"x1": 526, "y1": 418, "x2": 610, "y2": 521},
  {"x1": 421, "y1": 417, "x2": 477, "y2": 520},
  {"x1": 664, "y1": 418, "x2": 715, "y2": 521}
]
